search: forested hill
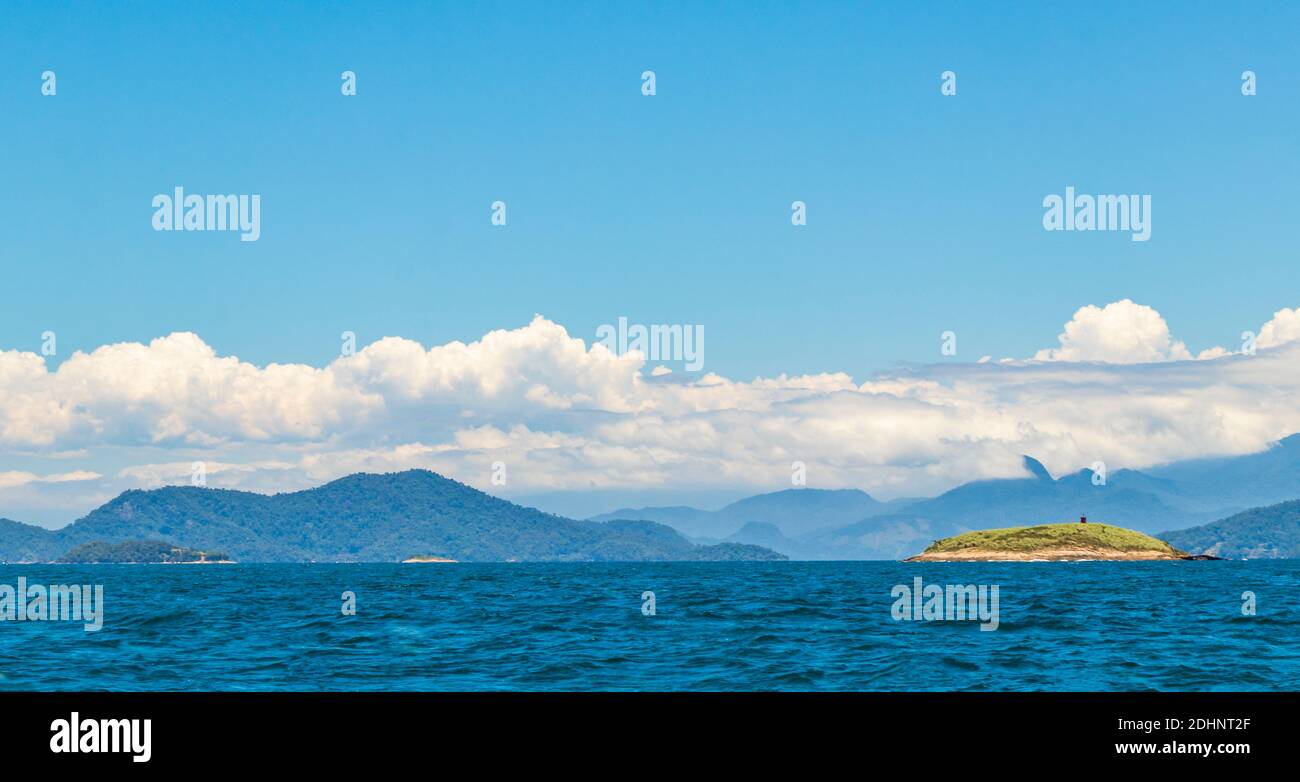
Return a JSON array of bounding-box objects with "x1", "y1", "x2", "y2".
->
[{"x1": 0, "y1": 471, "x2": 785, "y2": 563}]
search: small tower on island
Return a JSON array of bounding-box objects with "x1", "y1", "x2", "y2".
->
[{"x1": 1080, "y1": 515, "x2": 1087, "y2": 524}]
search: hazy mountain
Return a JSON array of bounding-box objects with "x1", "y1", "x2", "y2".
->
[
  {"x1": 1145, "y1": 434, "x2": 1300, "y2": 512},
  {"x1": 592, "y1": 437, "x2": 1300, "y2": 559},
  {"x1": 791, "y1": 457, "x2": 1230, "y2": 559},
  {"x1": 0, "y1": 471, "x2": 784, "y2": 563},
  {"x1": 590, "y1": 488, "x2": 890, "y2": 539},
  {"x1": 800, "y1": 439, "x2": 1300, "y2": 561},
  {"x1": 509, "y1": 488, "x2": 747, "y2": 523},
  {"x1": 724, "y1": 521, "x2": 796, "y2": 552},
  {"x1": 588, "y1": 505, "x2": 718, "y2": 537},
  {"x1": 1162, "y1": 500, "x2": 1300, "y2": 559},
  {"x1": 588, "y1": 451, "x2": 1277, "y2": 560},
  {"x1": 876, "y1": 458, "x2": 1209, "y2": 530}
]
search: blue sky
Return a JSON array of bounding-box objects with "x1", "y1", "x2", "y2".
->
[
  {"x1": 3, "y1": 2, "x2": 1300, "y2": 525},
  {"x1": 2, "y1": 1, "x2": 1297, "y2": 378}
]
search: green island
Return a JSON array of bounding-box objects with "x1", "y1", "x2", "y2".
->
[
  {"x1": 906, "y1": 522, "x2": 1211, "y2": 562},
  {"x1": 402, "y1": 554, "x2": 458, "y2": 563},
  {"x1": 57, "y1": 540, "x2": 232, "y2": 564}
]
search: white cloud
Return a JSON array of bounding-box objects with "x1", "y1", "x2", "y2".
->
[
  {"x1": 1032, "y1": 299, "x2": 1195, "y2": 363},
  {"x1": 1029, "y1": 299, "x2": 1300, "y2": 364},
  {"x1": 1256, "y1": 306, "x2": 1300, "y2": 350},
  {"x1": 0, "y1": 470, "x2": 100, "y2": 491},
  {"x1": 4, "y1": 302, "x2": 1300, "y2": 522}
]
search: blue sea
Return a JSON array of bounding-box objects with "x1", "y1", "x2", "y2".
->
[{"x1": 1, "y1": 561, "x2": 1297, "y2": 691}]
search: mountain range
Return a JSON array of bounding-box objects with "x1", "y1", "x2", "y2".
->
[
  {"x1": 590, "y1": 488, "x2": 895, "y2": 539},
  {"x1": 592, "y1": 435, "x2": 1300, "y2": 559},
  {"x1": 7, "y1": 435, "x2": 1300, "y2": 562},
  {"x1": 0, "y1": 471, "x2": 784, "y2": 563}
]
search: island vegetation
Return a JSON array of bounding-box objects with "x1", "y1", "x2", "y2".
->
[
  {"x1": 57, "y1": 540, "x2": 231, "y2": 564},
  {"x1": 906, "y1": 522, "x2": 1195, "y2": 561}
]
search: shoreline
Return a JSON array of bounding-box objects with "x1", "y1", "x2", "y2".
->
[{"x1": 905, "y1": 547, "x2": 1192, "y2": 562}]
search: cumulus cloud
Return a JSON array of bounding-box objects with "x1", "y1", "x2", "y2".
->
[
  {"x1": 1032, "y1": 299, "x2": 1198, "y2": 362},
  {"x1": 1029, "y1": 299, "x2": 1276, "y2": 364},
  {"x1": 3, "y1": 302, "x2": 1300, "y2": 522},
  {"x1": 1256, "y1": 306, "x2": 1300, "y2": 350}
]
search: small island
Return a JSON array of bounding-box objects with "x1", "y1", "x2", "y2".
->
[
  {"x1": 905, "y1": 522, "x2": 1207, "y2": 561},
  {"x1": 402, "y1": 554, "x2": 458, "y2": 563},
  {"x1": 57, "y1": 540, "x2": 233, "y2": 564}
]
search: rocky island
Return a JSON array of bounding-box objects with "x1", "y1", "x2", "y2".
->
[{"x1": 905, "y1": 522, "x2": 1206, "y2": 561}]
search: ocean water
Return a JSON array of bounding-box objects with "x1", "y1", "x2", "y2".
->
[{"x1": 1, "y1": 561, "x2": 1297, "y2": 691}]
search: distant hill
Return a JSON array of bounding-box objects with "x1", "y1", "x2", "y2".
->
[
  {"x1": 1161, "y1": 500, "x2": 1300, "y2": 559},
  {"x1": 590, "y1": 488, "x2": 890, "y2": 539},
  {"x1": 0, "y1": 471, "x2": 785, "y2": 563},
  {"x1": 58, "y1": 540, "x2": 228, "y2": 564},
  {"x1": 724, "y1": 521, "x2": 796, "y2": 551},
  {"x1": 0, "y1": 518, "x2": 62, "y2": 562}
]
